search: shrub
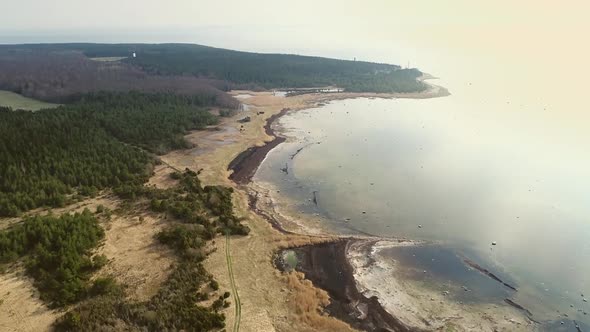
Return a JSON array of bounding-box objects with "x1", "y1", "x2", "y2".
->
[
  {"x1": 90, "y1": 277, "x2": 121, "y2": 297},
  {"x1": 209, "y1": 280, "x2": 219, "y2": 291}
]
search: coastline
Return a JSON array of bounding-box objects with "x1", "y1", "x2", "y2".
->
[
  {"x1": 227, "y1": 75, "x2": 449, "y2": 185},
  {"x1": 0, "y1": 77, "x2": 539, "y2": 331},
  {"x1": 228, "y1": 108, "x2": 290, "y2": 185},
  {"x1": 221, "y1": 83, "x2": 540, "y2": 331}
]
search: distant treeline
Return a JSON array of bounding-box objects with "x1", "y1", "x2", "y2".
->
[
  {"x1": 0, "y1": 43, "x2": 426, "y2": 94},
  {"x1": 0, "y1": 45, "x2": 239, "y2": 107},
  {"x1": 0, "y1": 92, "x2": 218, "y2": 217}
]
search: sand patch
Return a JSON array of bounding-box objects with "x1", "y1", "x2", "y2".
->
[
  {"x1": 349, "y1": 240, "x2": 536, "y2": 331},
  {"x1": 0, "y1": 268, "x2": 59, "y2": 332},
  {"x1": 98, "y1": 212, "x2": 176, "y2": 301},
  {"x1": 147, "y1": 164, "x2": 179, "y2": 189}
]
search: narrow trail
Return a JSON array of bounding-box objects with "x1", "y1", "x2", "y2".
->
[{"x1": 226, "y1": 233, "x2": 241, "y2": 332}]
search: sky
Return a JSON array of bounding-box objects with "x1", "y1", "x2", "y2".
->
[{"x1": 2, "y1": 0, "x2": 589, "y2": 64}]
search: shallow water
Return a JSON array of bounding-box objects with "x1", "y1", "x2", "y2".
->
[{"x1": 386, "y1": 245, "x2": 515, "y2": 305}]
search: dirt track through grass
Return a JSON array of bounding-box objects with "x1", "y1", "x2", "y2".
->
[{"x1": 226, "y1": 233, "x2": 242, "y2": 332}]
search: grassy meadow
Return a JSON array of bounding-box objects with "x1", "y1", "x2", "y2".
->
[{"x1": 0, "y1": 90, "x2": 59, "y2": 111}]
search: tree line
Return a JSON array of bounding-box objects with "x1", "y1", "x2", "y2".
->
[
  {"x1": 0, "y1": 43, "x2": 427, "y2": 94},
  {"x1": 123, "y1": 44, "x2": 427, "y2": 93},
  {"x1": 0, "y1": 89, "x2": 250, "y2": 330}
]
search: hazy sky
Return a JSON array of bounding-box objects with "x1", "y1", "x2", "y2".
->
[
  {"x1": 2, "y1": 0, "x2": 588, "y2": 58},
  {"x1": 3, "y1": 0, "x2": 587, "y2": 30}
]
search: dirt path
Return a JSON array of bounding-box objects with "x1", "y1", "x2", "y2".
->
[{"x1": 226, "y1": 233, "x2": 242, "y2": 332}]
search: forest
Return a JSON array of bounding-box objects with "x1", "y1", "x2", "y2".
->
[
  {"x1": 0, "y1": 92, "x2": 219, "y2": 217},
  {"x1": 0, "y1": 43, "x2": 426, "y2": 96},
  {"x1": 0, "y1": 88, "x2": 248, "y2": 328},
  {"x1": 122, "y1": 44, "x2": 426, "y2": 93},
  {"x1": 0, "y1": 45, "x2": 239, "y2": 106}
]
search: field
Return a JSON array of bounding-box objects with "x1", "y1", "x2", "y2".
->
[
  {"x1": 0, "y1": 90, "x2": 59, "y2": 111},
  {"x1": 89, "y1": 56, "x2": 127, "y2": 62}
]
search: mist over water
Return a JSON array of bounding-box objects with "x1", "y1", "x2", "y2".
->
[{"x1": 254, "y1": 25, "x2": 590, "y2": 327}]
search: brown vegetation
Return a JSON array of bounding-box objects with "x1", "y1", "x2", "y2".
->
[
  {"x1": 0, "y1": 48, "x2": 238, "y2": 108},
  {"x1": 283, "y1": 271, "x2": 355, "y2": 332}
]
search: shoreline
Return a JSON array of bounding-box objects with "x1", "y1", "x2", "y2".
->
[
  {"x1": 224, "y1": 85, "x2": 541, "y2": 331},
  {"x1": 225, "y1": 89, "x2": 436, "y2": 331},
  {"x1": 275, "y1": 239, "x2": 422, "y2": 332},
  {"x1": 228, "y1": 108, "x2": 290, "y2": 185},
  {"x1": 227, "y1": 75, "x2": 450, "y2": 186}
]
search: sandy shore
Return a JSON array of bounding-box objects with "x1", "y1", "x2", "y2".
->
[{"x1": 348, "y1": 240, "x2": 535, "y2": 331}]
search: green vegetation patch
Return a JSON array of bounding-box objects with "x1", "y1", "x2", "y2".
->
[
  {"x1": 0, "y1": 90, "x2": 59, "y2": 111},
  {"x1": 0, "y1": 210, "x2": 107, "y2": 307},
  {"x1": 117, "y1": 169, "x2": 250, "y2": 237},
  {"x1": 55, "y1": 252, "x2": 226, "y2": 331},
  {"x1": 0, "y1": 87, "x2": 249, "y2": 330},
  {"x1": 76, "y1": 92, "x2": 219, "y2": 153},
  {"x1": 283, "y1": 250, "x2": 298, "y2": 271}
]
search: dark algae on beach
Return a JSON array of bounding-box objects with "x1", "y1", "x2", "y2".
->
[
  {"x1": 276, "y1": 240, "x2": 422, "y2": 332},
  {"x1": 228, "y1": 108, "x2": 290, "y2": 184}
]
